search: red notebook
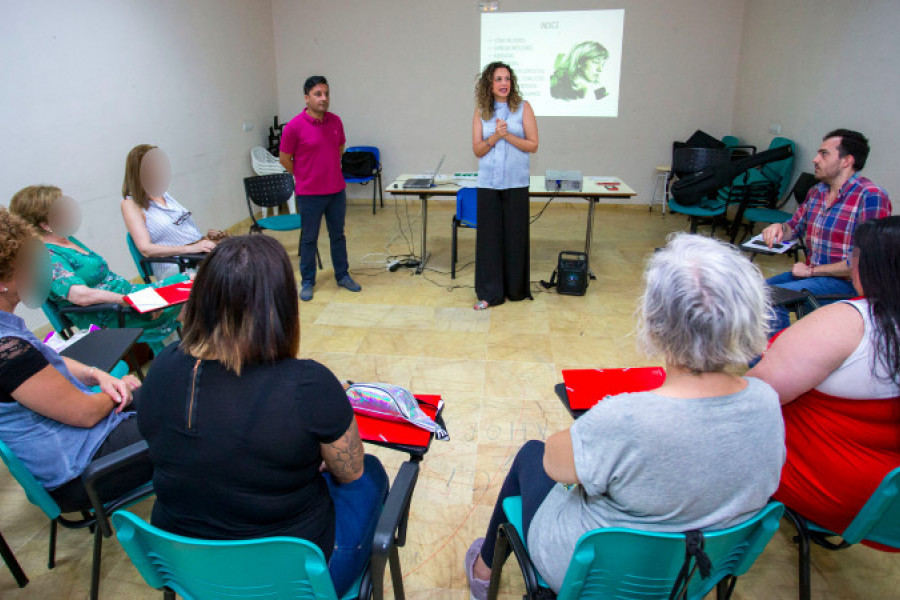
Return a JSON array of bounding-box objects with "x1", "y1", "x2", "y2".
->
[
  {"x1": 355, "y1": 394, "x2": 442, "y2": 448},
  {"x1": 562, "y1": 367, "x2": 666, "y2": 411},
  {"x1": 124, "y1": 281, "x2": 193, "y2": 313}
]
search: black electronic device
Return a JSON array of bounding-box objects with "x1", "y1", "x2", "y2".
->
[{"x1": 556, "y1": 251, "x2": 588, "y2": 296}]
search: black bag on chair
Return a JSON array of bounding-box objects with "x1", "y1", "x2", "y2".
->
[{"x1": 341, "y1": 152, "x2": 378, "y2": 178}]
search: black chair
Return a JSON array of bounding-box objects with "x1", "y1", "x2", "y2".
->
[
  {"x1": 0, "y1": 439, "x2": 154, "y2": 600},
  {"x1": 243, "y1": 173, "x2": 322, "y2": 268}
]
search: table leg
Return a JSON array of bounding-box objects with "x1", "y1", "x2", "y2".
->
[
  {"x1": 416, "y1": 195, "x2": 431, "y2": 274},
  {"x1": 584, "y1": 198, "x2": 597, "y2": 279}
]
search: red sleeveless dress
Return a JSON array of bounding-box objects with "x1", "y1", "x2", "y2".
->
[{"x1": 774, "y1": 388, "x2": 900, "y2": 548}]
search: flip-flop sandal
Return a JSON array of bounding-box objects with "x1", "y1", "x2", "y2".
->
[{"x1": 473, "y1": 300, "x2": 490, "y2": 311}]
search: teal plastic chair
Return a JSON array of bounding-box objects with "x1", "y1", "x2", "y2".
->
[
  {"x1": 487, "y1": 497, "x2": 784, "y2": 600},
  {"x1": 343, "y1": 145, "x2": 384, "y2": 215},
  {"x1": 667, "y1": 195, "x2": 729, "y2": 234},
  {"x1": 126, "y1": 233, "x2": 202, "y2": 284},
  {"x1": 782, "y1": 465, "x2": 900, "y2": 600},
  {"x1": 451, "y1": 187, "x2": 477, "y2": 279},
  {"x1": 41, "y1": 298, "x2": 170, "y2": 358},
  {"x1": 0, "y1": 438, "x2": 153, "y2": 600},
  {"x1": 113, "y1": 460, "x2": 421, "y2": 600},
  {"x1": 740, "y1": 172, "x2": 817, "y2": 247},
  {"x1": 244, "y1": 173, "x2": 322, "y2": 267},
  {"x1": 723, "y1": 138, "x2": 796, "y2": 209}
]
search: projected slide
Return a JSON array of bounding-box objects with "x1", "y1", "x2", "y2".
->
[{"x1": 481, "y1": 9, "x2": 624, "y2": 117}]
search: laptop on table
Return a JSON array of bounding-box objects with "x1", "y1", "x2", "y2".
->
[{"x1": 403, "y1": 155, "x2": 445, "y2": 189}]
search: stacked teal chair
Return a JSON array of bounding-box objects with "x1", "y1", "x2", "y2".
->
[
  {"x1": 487, "y1": 496, "x2": 784, "y2": 600},
  {"x1": 724, "y1": 137, "x2": 796, "y2": 241},
  {"x1": 244, "y1": 172, "x2": 322, "y2": 268},
  {"x1": 738, "y1": 172, "x2": 816, "y2": 247},
  {"x1": 113, "y1": 461, "x2": 421, "y2": 600},
  {"x1": 0, "y1": 437, "x2": 153, "y2": 600},
  {"x1": 782, "y1": 465, "x2": 900, "y2": 600}
]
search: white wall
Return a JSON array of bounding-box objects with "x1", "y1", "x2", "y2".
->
[
  {"x1": 0, "y1": 0, "x2": 278, "y2": 329},
  {"x1": 272, "y1": 0, "x2": 746, "y2": 203},
  {"x1": 732, "y1": 0, "x2": 900, "y2": 212}
]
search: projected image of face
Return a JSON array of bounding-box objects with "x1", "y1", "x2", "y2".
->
[
  {"x1": 583, "y1": 56, "x2": 607, "y2": 84},
  {"x1": 491, "y1": 67, "x2": 511, "y2": 101},
  {"x1": 550, "y1": 40, "x2": 611, "y2": 101}
]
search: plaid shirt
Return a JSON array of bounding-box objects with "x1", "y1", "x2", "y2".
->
[{"x1": 786, "y1": 173, "x2": 891, "y2": 266}]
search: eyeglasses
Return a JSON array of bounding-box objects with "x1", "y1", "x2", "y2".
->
[{"x1": 173, "y1": 211, "x2": 192, "y2": 226}]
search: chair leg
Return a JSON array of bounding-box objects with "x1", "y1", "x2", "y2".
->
[
  {"x1": 89, "y1": 527, "x2": 103, "y2": 600},
  {"x1": 716, "y1": 575, "x2": 737, "y2": 599},
  {"x1": 389, "y1": 545, "x2": 405, "y2": 600},
  {"x1": 372, "y1": 181, "x2": 377, "y2": 215},
  {"x1": 487, "y1": 525, "x2": 509, "y2": 600},
  {"x1": 784, "y1": 510, "x2": 812, "y2": 600},
  {"x1": 164, "y1": 589, "x2": 176, "y2": 600},
  {"x1": 0, "y1": 531, "x2": 28, "y2": 588},
  {"x1": 451, "y1": 219, "x2": 458, "y2": 279},
  {"x1": 48, "y1": 519, "x2": 57, "y2": 569},
  {"x1": 378, "y1": 173, "x2": 384, "y2": 208}
]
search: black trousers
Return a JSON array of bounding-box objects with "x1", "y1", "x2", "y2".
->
[
  {"x1": 48, "y1": 416, "x2": 152, "y2": 513},
  {"x1": 475, "y1": 187, "x2": 532, "y2": 305}
]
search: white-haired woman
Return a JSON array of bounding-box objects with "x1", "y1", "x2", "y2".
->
[{"x1": 464, "y1": 233, "x2": 786, "y2": 597}]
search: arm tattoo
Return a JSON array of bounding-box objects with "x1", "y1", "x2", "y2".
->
[{"x1": 324, "y1": 422, "x2": 364, "y2": 483}]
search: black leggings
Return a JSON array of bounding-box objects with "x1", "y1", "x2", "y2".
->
[
  {"x1": 475, "y1": 187, "x2": 532, "y2": 305},
  {"x1": 480, "y1": 440, "x2": 556, "y2": 567},
  {"x1": 48, "y1": 417, "x2": 152, "y2": 513}
]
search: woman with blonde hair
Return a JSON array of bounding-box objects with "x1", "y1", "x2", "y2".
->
[
  {"x1": 121, "y1": 144, "x2": 221, "y2": 280},
  {"x1": 472, "y1": 61, "x2": 538, "y2": 310},
  {"x1": 10, "y1": 185, "x2": 184, "y2": 335}
]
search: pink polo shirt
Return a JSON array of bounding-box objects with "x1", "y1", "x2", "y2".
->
[{"x1": 279, "y1": 109, "x2": 346, "y2": 195}]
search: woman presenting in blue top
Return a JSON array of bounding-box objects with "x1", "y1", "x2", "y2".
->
[{"x1": 472, "y1": 62, "x2": 539, "y2": 310}]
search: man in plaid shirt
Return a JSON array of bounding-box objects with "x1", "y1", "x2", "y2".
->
[{"x1": 762, "y1": 129, "x2": 891, "y2": 333}]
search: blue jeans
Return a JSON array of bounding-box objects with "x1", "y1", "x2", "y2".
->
[
  {"x1": 480, "y1": 440, "x2": 556, "y2": 568},
  {"x1": 324, "y1": 454, "x2": 389, "y2": 596},
  {"x1": 298, "y1": 190, "x2": 349, "y2": 285},
  {"x1": 767, "y1": 271, "x2": 857, "y2": 334}
]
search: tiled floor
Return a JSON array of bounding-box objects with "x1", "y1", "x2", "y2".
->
[{"x1": 2, "y1": 199, "x2": 898, "y2": 598}]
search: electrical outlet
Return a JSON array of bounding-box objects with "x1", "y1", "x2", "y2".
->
[{"x1": 769, "y1": 123, "x2": 782, "y2": 135}]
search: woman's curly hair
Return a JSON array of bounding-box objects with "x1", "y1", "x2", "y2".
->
[
  {"x1": 475, "y1": 61, "x2": 522, "y2": 121},
  {"x1": 0, "y1": 207, "x2": 37, "y2": 282}
]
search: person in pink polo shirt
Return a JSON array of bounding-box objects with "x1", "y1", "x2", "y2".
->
[{"x1": 280, "y1": 75, "x2": 361, "y2": 301}]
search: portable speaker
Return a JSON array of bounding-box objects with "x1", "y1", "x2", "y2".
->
[{"x1": 556, "y1": 251, "x2": 588, "y2": 296}]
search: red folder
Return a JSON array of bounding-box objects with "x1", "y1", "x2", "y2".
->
[
  {"x1": 355, "y1": 394, "x2": 442, "y2": 448},
  {"x1": 562, "y1": 367, "x2": 666, "y2": 411},
  {"x1": 123, "y1": 280, "x2": 193, "y2": 313}
]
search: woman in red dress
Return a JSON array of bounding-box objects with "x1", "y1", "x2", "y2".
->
[{"x1": 749, "y1": 216, "x2": 900, "y2": 538}]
